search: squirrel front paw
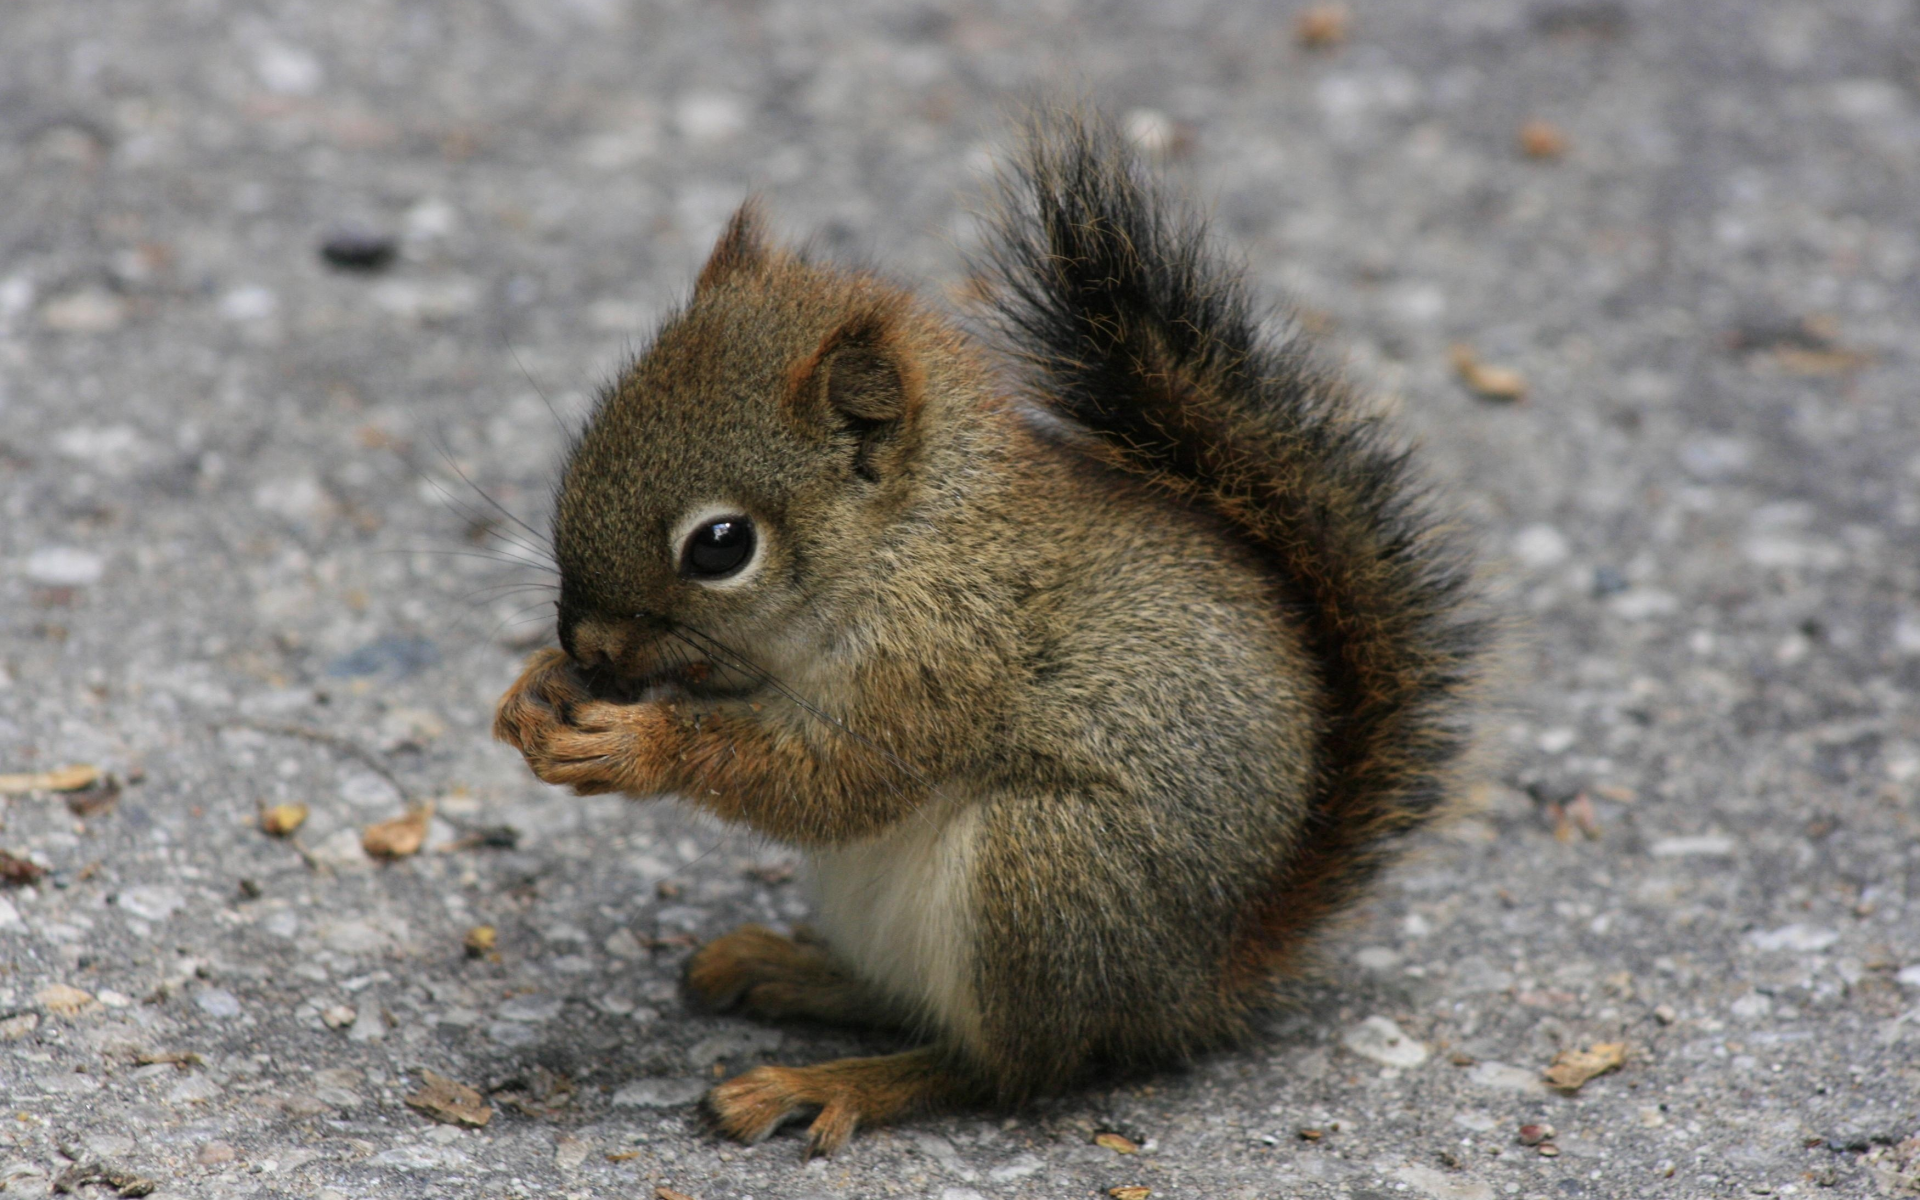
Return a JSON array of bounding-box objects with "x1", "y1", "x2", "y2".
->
[{"x1": 493, "y1": 648, "x2": 680, "y2": 795}]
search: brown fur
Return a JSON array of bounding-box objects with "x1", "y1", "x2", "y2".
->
[{"x1": 493, "y1": 112, "x2": 1484, "y2": 1152}]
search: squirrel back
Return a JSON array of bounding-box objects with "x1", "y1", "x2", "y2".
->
[{"x1": 977, "y1": 115, "x2": 1486, "y2": 993}]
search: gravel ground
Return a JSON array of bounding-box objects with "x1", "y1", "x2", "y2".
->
[{"x1": 3, "y1": 1, "x2": 1918, "y2": 1198}]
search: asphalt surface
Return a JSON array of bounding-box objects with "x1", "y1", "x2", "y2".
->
[{"x1": 2, "y1": 1, "x2": 1918, "y2": 1198}]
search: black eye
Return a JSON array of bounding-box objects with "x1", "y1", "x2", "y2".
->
[{"x1": 682, "y1": 516, "x2": 755, "y2": 579}]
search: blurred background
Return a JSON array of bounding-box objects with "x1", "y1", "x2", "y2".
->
[{"x1": 1, "y1": 1, "x2": 1917, "y2": 1197}]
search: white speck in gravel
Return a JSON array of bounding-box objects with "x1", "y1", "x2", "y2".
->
[
  {"x1": 611, "y1": 1076, "x2": 706, "y2": 1107},
  {"x1": 24, "y1": 546, "x2": 105, "y2": 586},
  {"x1": 168, "y1": 1074, "x2": 221, "y2": 1104},
  {"x1": 370, "y1": 278, "x2": 481, "y2": 322},
  {"x1": 1536, "y1": 727, "x2": 1577, "y2": 754},
  {"x1": 195, "y1": 988, "x2": 242, "y2": 1018},
  {"x1": 84, "y1": 1135, "x2": 135, "y2": 1158},
  {"x1": 1747, "y1": 924, "x2": 1838, "y2": 953},
  {"x1": 1895, "y1": 965, "x2": 1920, "y2": 988},
  {"x1": 987, "y1": 1154, "x2": 1044, "y2": 1182},
  {"x1": 41, "y1": 289, "x2": 125, "y2": 333},
  {"x1": 116, "y1": 885, "x2": 186, "y2": 922},
  {"x1": 1892, "y1": 614, "x2": 1920, "y2": 656},
  {"x1": 1608, "y1": 587, "x2": 1679, "y2": 620},
  {"x1": 674, "y1": 91, "x2": 748, "y2": 142},
  {"x1": 0, "y1": 897, "x2": 21, "y2": 930},
  {"x1": 1512, "y1": 523, "x2": 1571, "y2": 568},
  {"x1": 1342, "y1": 1015, "x2": 1429, "y2": 1067},
  {"x1": 255, "y1": 43, "x2": 323, "y2": 95},
  {"x1": 689, "y1": 1027, "x2": 782, "y2": 1068},
  {"x1": 912, "y1": 1132, "x2": 979, "y2": 1181},
  {"x1": 604, "y1": 928, "x2": 644, "y2": 959},
  {"x1": 487, "y1": 1021, "x2": 540, "y2": 1047},
  {"x1": 1466, "y1": 1060, "x2": 1547, "y2": 1094},
  {"x1": 1452, "y1": 1110, "x2": 1498, "y2": 1132},
  {"x1": 308, "y1": 828, "x2": 373, "y2": 870},
  {"x1": 1650, "y1": 834, "x2": 1736, "y2": 858},
  {"x1": 1395, "y1": 1163, "x2": 1494, "y2": 1200},
  {"x1": 252, "y1": 473, "x2": 329, "y2": 523},
  {"x1": 53, "y1": 424, "x2": 148, "y2": 473},
  {"x1": 218, "y1": 285, "x2": 278, "y2": 322},
  {"x1": 497, "y1": 994, "x2": 563, "y2": 1023},
  {"x1": 403, "y1": 198, "x2": 458, "y2": 241},
  {"x1": 1355, "y1": 946, "x2": 1402, "y2": 972},
  {"x1": 371, "y1": 1145, "x2": 470, "y2": 1170}
]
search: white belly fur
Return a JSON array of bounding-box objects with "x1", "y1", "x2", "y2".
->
[{"x1": 804, "y1": 796, "x2": 984, "y2": 1052}]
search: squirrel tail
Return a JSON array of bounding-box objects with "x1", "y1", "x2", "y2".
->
[{"x1": 977, "y1": 113, "x2": 1487, "y2": 990}]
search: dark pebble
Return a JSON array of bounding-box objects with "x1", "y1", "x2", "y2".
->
[{"x1": 319, "y1": 229, "x2": 399, "y2": 272}]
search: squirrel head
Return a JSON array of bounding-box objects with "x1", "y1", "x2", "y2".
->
[{"x1": 551, "y1": 203, "x2": 960, "y2": 691}]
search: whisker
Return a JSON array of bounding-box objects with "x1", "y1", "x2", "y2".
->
[
  {"x1": 426, "y1": 431, "x2": 549, "y2": 548},
  {"x1": 502, "y1": 333, "x2": 583, "y2": 444},
  {"x1": 379, "y1": 546, "x2": 559, "y2": 575}
]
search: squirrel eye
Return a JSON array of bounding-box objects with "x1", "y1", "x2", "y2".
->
[{"x1": 682, "y1": 515, "x2": 755, "y2": 580}]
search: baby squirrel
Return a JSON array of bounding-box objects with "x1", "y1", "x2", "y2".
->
[{"x1": 494, "y1": 114, "x2": 1484, "y2": 1156}]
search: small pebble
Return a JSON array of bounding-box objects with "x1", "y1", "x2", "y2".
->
[
  {"x1": 1518, "y1": 1123, "x2": 1556, "y2": 1146},
  {"x1": 1518, "y1": 119, "x2": 1568, "y2": 159},
  {"x1": 320, "y1": 1004, "x2": 357, "y2": 1030},
  {"x1": 1295, "y1": 4, "x2": 1349, "y2": 48},
  {"x1": 319, "y1": 229, "x2": 399, "y2": 272}
]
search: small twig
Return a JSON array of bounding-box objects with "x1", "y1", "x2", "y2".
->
[{"x1": 222, "y1": 719, "x2": 416, "y2": 804}]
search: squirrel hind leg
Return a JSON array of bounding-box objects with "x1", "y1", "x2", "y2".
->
[
  {"x1": 704, "y1": 1046, "x2": 972, "y2": 1157},
  {"x1": 684, "y1": 924, "x2": 893, "y2": 1028}
]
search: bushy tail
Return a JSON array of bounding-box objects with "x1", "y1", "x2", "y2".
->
[{"x1": 977, "y1": 114, "x2": 1486, "y2": 986}]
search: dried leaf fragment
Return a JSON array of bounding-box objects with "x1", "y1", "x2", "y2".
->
[
  {"x1": 1295, "y1": 4, "x2": 1349, "y2": 48},
  {"x1": 0, "y1": 764, "x2": 101, "y2": 794},
  {"x1": 464, "y1": 924, "x2": 497, "y2": 957},
  {"x1": 38, "y1": 983, "x2": 97, "y2": 1017},
  {"x1": 656, "y1": 1188, "x2": 699, "y2": 1200},
  {"x1": 606, "y1": 1150, "x2": 641, "y2": 1163},
  {"x1": 133, "y1": 1050, "x2": 203, "y2": 1069},
  {"x1": 1518, "y1": 119, "x2": 1568, "y2": 159},
  {"x1": 1095, "y1": 1132, "x2": 1140, "y2": 1154},
  {"x1": 260, "y1": 802, "x2": 309, "y2": 837},
  {"x1": 65, "y1": 776, "x2": 122, "y2": 817},
  {"x1": 51, "y1": 1161, "x2": 157, "y2": 1197},
  {"x1": 1, "y1": 848, "x2": 48, "y2": 886},
  {"x1": 1111, "y1": 1188, "x2": 1152, "y2": 1200},
  {"x1": 405, "y1": 1069, "x2": 492, "y2": 1127},
  {"x1": 1544, "y1": 1042, "x2": 1627, "y2": 1091},
  {"x1": 1450, "y1": 344, "x2": 1529, "y2": 402},
  {"x1": 362, "y1": 801, "x2": 433, "y2": 859}
]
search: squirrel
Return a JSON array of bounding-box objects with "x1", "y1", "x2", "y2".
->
[{"x1": 493, "y1": 112, "x2": 1485, "y2": 1157}]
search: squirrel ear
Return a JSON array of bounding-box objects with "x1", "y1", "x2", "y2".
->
[
  {"x1": 696, "y1": 201, "x2": 769, "y2": 290},
  {"x1": 794, "y1": 307, "x2": 923, "y2": 427},
  {"x1": 789, "y1": 307, "x2": 925, "y2": 481}
]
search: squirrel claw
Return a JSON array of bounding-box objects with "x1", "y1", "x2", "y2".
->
[{"x1": 704, "y1": 1047, "x2": 959, "y2": 1156}]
